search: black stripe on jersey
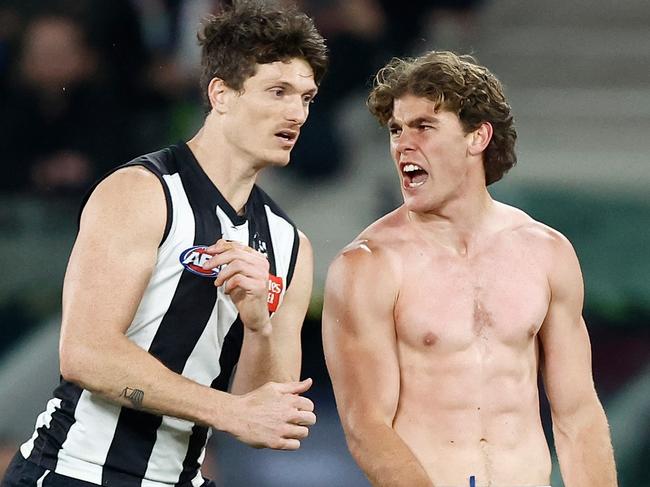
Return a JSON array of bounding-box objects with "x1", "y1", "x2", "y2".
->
[
  {"x1": 175, "y1": 424, "x2": 208, "y2": 487},
  {"x1": 26, "y1": 380, "x2": 83, "y2": 470},
  {"x1": 211, "y1": 318, "x2": 244, "y2": 393},
  {"x1": 177, "y1": 317, "x2": 244, "y2": 485},
  {"x1": 286, "y1": 227, "x2": 300, "y2": 287},
  {"x1": 103, "y1": 145, "x2": 227, "y2": 487}
]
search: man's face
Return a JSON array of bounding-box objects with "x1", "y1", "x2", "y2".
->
[
  {"x1": 220, "y1": 58, "x2": 317, "y2": 168},
  {"x1": 389, "y1": 94, "x2": 475, "y2": 214}
]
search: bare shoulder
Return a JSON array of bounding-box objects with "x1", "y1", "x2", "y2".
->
[
  {"x1": 326, "y1": 208, "x2": 405, "y2": 298},
  {"x1": 331, "y1": 208, "x2": 404, "y2": 276},
  {"x1": 80, "y1": 165, "x2": 167, "y2": 244},
  {"x1": 496, "y1": 202, "x2": 576, "y2": 257},
  {"x1": 296, "y1": 229, "x2": 312, "y2": 253}
]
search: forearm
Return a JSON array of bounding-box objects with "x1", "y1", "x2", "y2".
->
[
  {"x1": 61, "y1": 334, "x2": 234, "y2": 431},
  {"x1": 553, "y1": 404, "x2": 618, "y2": 487},
  {"x1": 230, "y1": 325, "x2": 300, "y2": 394},
  {"x1": 346, "y1": 422, "x2": 433, "y2": 487}
]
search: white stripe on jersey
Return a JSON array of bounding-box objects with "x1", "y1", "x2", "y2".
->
[
  {"x1": 20, "y1": 398, "x2": 62, "y2": 458},
  {"x1": 56, "y1": 391, "x2": 120, "y2": 483},
  {"x1": 35, "y1": 470, "x2": 49, "y2": 487},
  {"x1": 265, "y1": 204, "x2": 297, "y2": 280},
  {"x1": 143, "y1": 416, "x2": 197, "y2": 485}
]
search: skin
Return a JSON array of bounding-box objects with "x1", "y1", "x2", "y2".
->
[
  {"x1": 323, "y1": 94, "x2": 617, "y2": 486},
  {"x1": 59, "y1": 58, "x2": 318, "y2": 450}
]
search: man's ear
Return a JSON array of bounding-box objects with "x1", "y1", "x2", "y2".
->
[
  {"x1": 207, "y1": 78, "x2": 229, "y2": 113},
  {"x1": 468, "y1": 122, "x2": 493, "y2": 156}
]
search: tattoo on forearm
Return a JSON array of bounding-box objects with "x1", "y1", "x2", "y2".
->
[{"x1": 120, "y1": 387, "x2": 144, "y2": 409}]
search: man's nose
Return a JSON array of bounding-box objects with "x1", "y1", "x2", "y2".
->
[
  {"x1": 285, "y1": 97, "x2": 308, "y2": 125},
  {"x1": 394, "y1": 130, "x2": 415, "y2": 154}
]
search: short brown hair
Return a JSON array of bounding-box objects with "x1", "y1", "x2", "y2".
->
[
  {"x1": 198, "y1": 0, "x2": 328, "y2": 109},
  {"x1": 368, "y1": 51, "x2": 517, "y2": 185}
]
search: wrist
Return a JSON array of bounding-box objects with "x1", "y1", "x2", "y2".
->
[
  {"x1": 207, "y1": 389, "x2": 238, "y2": 432},
  {"x1": 243, "y1": 319, "x2": 273, "y2": 337}
]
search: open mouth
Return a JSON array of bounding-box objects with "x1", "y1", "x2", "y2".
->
[
  {"x1": 275, "y1": 130, "x2": 298, "y2": 145},
  {"x1": 401, "y1": 162, "x2": 429, "y2": 188}
]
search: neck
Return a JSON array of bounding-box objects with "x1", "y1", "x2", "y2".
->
[
  {"x1": 406, "y1": 186, "x2": 495, "y2": 255},
  {"x1": 187, "y1": 120, "x2": 259, "y2": 215}
]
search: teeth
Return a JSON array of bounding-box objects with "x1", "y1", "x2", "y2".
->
[
  {"x1": 408, "y1": 181, "x2": 426, "y2": 188},
  {"x1": 403, "y1": 163, "x2": 422, "y2": 173}
]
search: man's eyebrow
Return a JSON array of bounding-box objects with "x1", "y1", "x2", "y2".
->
[
  {"x1": 265, "y1": 80, "x2": 318, "y2": 94},
  {"x1": 406, "y1": 116, "x2": 439, "y2": 126},
  {"x1": 388, "y1": 115, "x2": 439, "y2": 127}
]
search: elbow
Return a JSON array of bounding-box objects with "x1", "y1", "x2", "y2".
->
[
  {"x1": 341, "y1": 413, "x2": 380, "y2": 458},
  {"x1": 59, "y1": 339, "x2": 94, "y2": 387}
]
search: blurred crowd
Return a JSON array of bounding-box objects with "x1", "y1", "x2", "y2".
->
[{"x1": 0, "y1": 0, "x2": 485, "y2": 200}]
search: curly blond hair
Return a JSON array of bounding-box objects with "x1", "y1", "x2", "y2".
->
[{"x1": 368, "y1": 51, "x2": 517, "y2": 185}]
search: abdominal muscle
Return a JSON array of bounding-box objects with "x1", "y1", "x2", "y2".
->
[{"x1": 393, "y1": 344, "x2": 552, "y2": 487}]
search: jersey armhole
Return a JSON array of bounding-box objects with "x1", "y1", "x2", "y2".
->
[{"x1": 285, "y1": 226, "x2": 300, "y2": 288}]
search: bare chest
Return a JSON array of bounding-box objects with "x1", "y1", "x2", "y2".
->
[{"x1": 394, "y1": 244, "x2": 550, "y2": 351}]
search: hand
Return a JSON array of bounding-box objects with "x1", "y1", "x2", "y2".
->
[
  {"x1": 203, "y1": 239, "x2": 271, "y2": 332},
  {"x1": 226, "y1": 378, "x2": 316, "y2": 450}
]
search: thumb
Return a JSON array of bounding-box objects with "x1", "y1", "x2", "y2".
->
[{"x1": 277, "y1": 378, "x2": 313, "y2": 394}]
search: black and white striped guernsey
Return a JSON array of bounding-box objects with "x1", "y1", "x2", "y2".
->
[{"x1": 20, "y1": 143, "x2": 301, "y2": 487}]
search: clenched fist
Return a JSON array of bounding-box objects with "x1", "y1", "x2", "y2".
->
[{"x1": 225, "y1": 378, "x2": 316, "y2": 450}]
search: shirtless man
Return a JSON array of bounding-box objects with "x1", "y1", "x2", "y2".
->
[{"x1": 322, "y1": 51, "x2": 617, "y2": 487}]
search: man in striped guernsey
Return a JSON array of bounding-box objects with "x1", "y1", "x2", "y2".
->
[{"x1": 2, "y1": 1, "x2": 328, "y2": 486}]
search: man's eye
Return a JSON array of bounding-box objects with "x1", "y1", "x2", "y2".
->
[
  {"x1": 272, "y1": 89, "x2": 284, "y2": 97},
  {"x1": 389, "y1": 128, "x2": 401, "y2": 136}
]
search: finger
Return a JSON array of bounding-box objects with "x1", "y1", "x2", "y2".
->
[
  {"x1": 276, "y1": 438, "x2": 300, "y2": 451},
  {"x1": 213, "y1": 260, "x2": 267, "y2": 286},
  {"x1": 207, "y1": 239, "x2": 257, "y2": 255},
  {"x1": 283, "y1": 424, "x2": 309, "y2": 440},
  {"x1": 276, "y1": 378, "x2": 312, "y2": 394},
  {"x1": 203, "y1": 248, "x2": 265, "y2": 270},
  {"x1": 205, "y1": 239, "x2": 232, "y2": 253},
  {"x1": 223, "y1": 275, "x2": 266, "y2": 296},
  {"x1": 293, "y1": 395, "x2": 315, "y2": 412},
  {"x1": 291, "y1": 410, "x2": 316, "y2": 426}
]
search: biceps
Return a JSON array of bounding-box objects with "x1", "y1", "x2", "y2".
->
[
  {"x1": 323, "y1": 309, "x2": 400, "y2": 426},
  {"x1": 541, "y1": 313, "x2": 596, "y2": 416},
  {"x1": 62, "y1": 233, "x2": 157, "y2": 342}
]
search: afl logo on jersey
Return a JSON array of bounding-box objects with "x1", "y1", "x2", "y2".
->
[{"x1": 179, "y1": 246, "x2": 220, "y2": 277}]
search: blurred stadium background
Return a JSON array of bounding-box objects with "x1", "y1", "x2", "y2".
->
[{"x1": 0, "y1": 0, "x2": 648, "y2": 485}]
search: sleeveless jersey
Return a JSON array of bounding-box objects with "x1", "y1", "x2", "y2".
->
[{"x1": 19, "y1": 143, "x2": 300, "y2": 487}]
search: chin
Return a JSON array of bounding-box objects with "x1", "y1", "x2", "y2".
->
[
  {"x1": 270, "y1": 155, "x2": 291, "y2": 167},
  {"x1": 259, "y1": 150, "x2": 291, "y2": 168},
  {"x1": 403, "y1": 193, "x2": 440, "y2": 214}
]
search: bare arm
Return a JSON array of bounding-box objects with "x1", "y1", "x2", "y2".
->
[
  {"x1": 539, "y1": 233, "x2": 617, "y2": 487},
  {"x1": 230, "y1": 231, "x2": 313, "y2": 392},
  {"x1": 322, "y1": 243, "x2": 433, "y2": 487},
  {"x1": 59, "y1": 167, "x2": 313, "y2": 450}
]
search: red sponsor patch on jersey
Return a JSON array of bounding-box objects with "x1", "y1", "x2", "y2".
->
[{"x1": 267, "y1": 274, "x2": 283, "y2": 312}]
